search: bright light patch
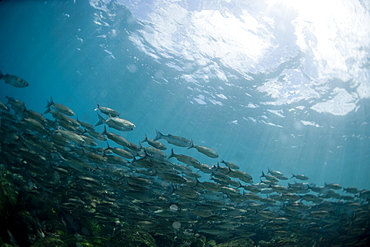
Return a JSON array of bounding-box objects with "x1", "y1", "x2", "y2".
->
[
  {"x1": 124, "y1": 0, "x2": 370, "y2": 118},
  {"x1": 311, "y1": 88, "x2": 357, "y2": 116},
  {"x1": 130, "y1": 3, "x2": 274, "y2": 80}
]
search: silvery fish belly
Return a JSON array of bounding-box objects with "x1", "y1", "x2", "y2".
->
[{"x1": 0, "y1": 71, "x2": 28, "y2": 87}]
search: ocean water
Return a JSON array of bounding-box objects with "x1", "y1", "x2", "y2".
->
[
  {"x1": 1, "y1": 0, "x2": 369, "y2": 188},
  {"x1": 0, "y1": 0, "x2": 370, "y2": 245}
]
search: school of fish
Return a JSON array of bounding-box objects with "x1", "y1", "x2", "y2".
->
[{"x1": 0, "y1": 95, "x2": 369, "y2": 246}]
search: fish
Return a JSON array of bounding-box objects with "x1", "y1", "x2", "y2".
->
[
  {"x1": 102, "y1": 127, "x2": 130, "y2": 147},
  {"x1": 56, "y1": 129, "x2": 85, "y2": 145},
  {"x1": 141, "y1": 146, "x2": 167, "y2": 159},
  {"x1": 141, "y1": 134, "x2": 167, "y2": 150},
  {"x1": 343, "y1": 187, "x2": 359, "y2": 194},
  {"x1": 154, "y1": 130, "x2": 192, "y2": 147},
  {"x1": 0, "y1": 102, "x2": 9, "y2": 111},
  {"x1": 168, "y1": 149, "x2": 200, "y2": 167},
  {"x1": 45, "y1": 97, "x2": 75, "y2": 116},
  {"x1": 44, "y1": 109, "x2": 80, "y2": 129},
  {"x1": 20, "y1": 117, "x2": 48, "y2": 135},
  {"x1": 325, "y1": 183, "x2": 342, "y2": 190},
  {"x1": 220, "y1": 160, "x2": 240, "y2": 169},
  {"x1": 105, "y1": 143, "x2": 134, "y2": 159},
  {"x1": 0, "y1": 71, "x2": 28, "y2": 87},
  {"x1": 261, "y1": 171, "x2": 279, "y2": 183},
  {"x1": 188, "y1": 140, "x2": 218, "y2": 158},
  {"x1": 1, "y1": 95, "x2": 369, "y2": 247},
  {"x1": 85, "y1": 129, "x2": 107, "y2": 141},
  {"x1": 6, "y1": 96, "x2": 26, "y2": 113},
  {"x1": 268, "y1": 168, "x2": 287, "y2": 180},
  {"x1": 95, "y1": 113, "x2": 135, "y2": 131},
  {"x1": 94, "y1": 103, "x2": 120, "y2": 117},
  {"x1": 270, "y1": 184, "x2": 288, "y2": 193},
  {"x1": 77, "y1": 118, "x2": 95, "y2": 131},
  {"x1": 157, "y1": 172, "x2": 187, "y2": 184},
  {"x1": 291, "y1": 173, "x2": 309, "y2": 180}
]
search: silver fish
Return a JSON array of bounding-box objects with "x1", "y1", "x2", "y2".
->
[
  {"x1": 188, "y1": 140, "x2": 218, "y2": 158},
  {"x1": 220, "y1": 160, "x2": 240, "y2": 169},
  {"x1": 154, "y1": 130, "x2": 191, "y2": 147},
  {"x1": 141, "y1": 134, "x2": 167, "y2": 150},
  {"x1": 94, "y1": 103, "x2": 120, "y2": 117},
  {"x1": 291, "y1": 173, "x2": 309, "y2": 180},
  {"x1": 45, "y1": 98, "x2": 75, "y2": 116},
  {"x1": 0, "y1": 71, "x2": 28, "y2": 87},
  {"x1": 168, "y1": 149, "x2": 200, "y2": 167},
  {"x1": 95, "y1": 113, "x2": 135, "y2": 131}
]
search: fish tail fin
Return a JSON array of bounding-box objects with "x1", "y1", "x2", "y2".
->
[
  {"x1": 226, "y1": 166, "x2": 231, "y2": 174},
  {"x1": 46, "y1": 97, "x2": 53, "y2": 108},
  {"x1": 237, "y1": 181, "x2": 242, "y2": 188},
  {"x1": 153, "y1": 129, "x2": 163, "y2": 141},
  {"x1": 141, "y1": 134, "x2": 148, "y2": 143},
  {"x1": 291, "y1": 173, "x2": 295, "y2": 179},
  {"x1": 95, "y1": 113, "x2": 105, "y2": 126},
  {"x1": 168, "y1": 148, "x2": 175, "y2": 158},
  {"x1": 0, "y1": 71, "x2": 3, "y2": 79},
  {"x1": 44, "y1": 107, "x2": 51, "y2": 115},
  {"x1": 103, "y1": 142, "x2": 111, "y2": 155},
  {"x1": 268, "y1": 167, "x2": 271, "y2": 174},
  {"x1": 94, "y1": 103, "x2": 100, "y2": 112},
  {"x1": 187, "y1": 139, "x2": 195, "y2": 149},
  {"x1": 261, "y1": 171, "x2": 265, "y2": 177},
  {"x1": 102, "y1": 126, "x2": 108, "y2": 136}
]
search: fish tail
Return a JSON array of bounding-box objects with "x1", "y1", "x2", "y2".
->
[
  {"x1": 46, "y1": 98, "x2": 53, "y2": 108},
  {"x1": 153, "y1": 129, "x2": 163, "y2": 141},
  {"x1": 101, "y1": 126, "x2": 108, "y2": 138},
  {"x1": 226, "y1": 166, "x2": 231, "y2": 174},
  {"x1": 0, "y1": 71, "x2": 3, "y2": 79},
  {"x1": 187, "y1": 139, "x2": 195, "y2": 149},
  {"x1": 44, "y1": 107, "x2": 51, "y2": 115},
  {"x1": 103, "y1": 142, "x2": 111, "y2": 156},
  {"x1": 291, "y1": 173, "x2": 295, "y2": 179},
  {"x1": 168, "y1": 148, "x2": 175, "y2": 158},
  {"x1": 102, "y1": 126, "x2": 108, "y2": 136},
  {"x1": 94, "y1": 103, "x2": 100, "y2": 112},
  {"x1": 106, "y1": 142, "x2": 111, "y2": 149},
  {"x1": 261, "y1": 171, "x2": 265, "y2": 177},
  {"x1": 95, "y1": 113, "x2": 105, "y2": 126},
  {"x1": 237, "y1": 181, "x2": 242, "y2": 188},
  {"x1": 141, "y1": 134, "x2": 148, "y2": 143}
]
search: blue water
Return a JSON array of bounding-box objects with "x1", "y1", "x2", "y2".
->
[{"x1": 1, "y1": 0, "x2": 370, "y2": 190}]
